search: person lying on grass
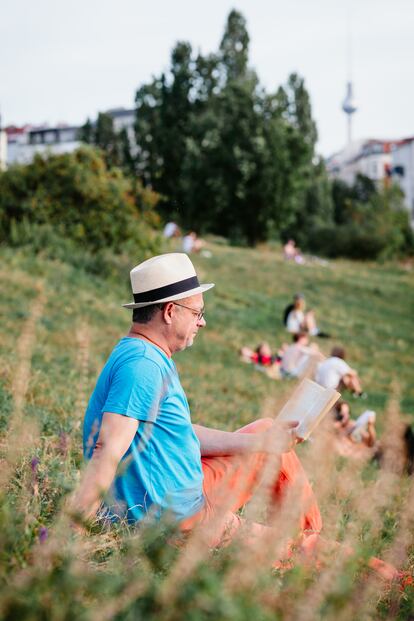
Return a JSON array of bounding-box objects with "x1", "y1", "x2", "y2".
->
[
  {"x1": 69, "y1": 253, "x2": 401, "y2": 581},
  {"x1": 240, "y1": 341, "x2": 287, "y2": 367},
  {"x1": 331, "y1": 400, "x2": 379, "y2": 460}
]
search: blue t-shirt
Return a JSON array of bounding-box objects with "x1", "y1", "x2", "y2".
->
[{"x1": 83, "y1": 337, "x2": 205, "y2": 522}]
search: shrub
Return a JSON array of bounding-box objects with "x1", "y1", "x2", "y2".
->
[
  {"x1": 0, "y1": 147, "x2": 161, "y2": 262},
  {"x1": 306, "y1": 224, "x2": 387, "y2": 260},
  {"x1": 305, "y1": 184, "x2": 414, "y2": 260}
]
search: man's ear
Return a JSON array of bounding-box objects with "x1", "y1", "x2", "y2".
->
[{"x1": 162, "y1": 302, "x2": 175, "y2": 325}]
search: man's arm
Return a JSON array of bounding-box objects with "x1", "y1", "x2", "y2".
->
[
  {"x1": 69, "y1": 412, "x2": 138, "y2": 522},
  {"x1": 193, "y1": 421, "x2": 298, "y2": 458}
]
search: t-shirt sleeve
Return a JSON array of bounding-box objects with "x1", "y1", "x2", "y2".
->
[
  {"x1": 334, "y1": 358, "x2": 351, "y2": 376},
  {"x1": 102, "y1": 357, "x2": 164, "y2": 422}
]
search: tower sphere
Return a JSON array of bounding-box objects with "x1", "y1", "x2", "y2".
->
[{"x1": 342, "y1": 81, "x2": 358, "y2": 115}]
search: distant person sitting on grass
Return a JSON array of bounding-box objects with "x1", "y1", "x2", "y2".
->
[
  {"x1": 280, "y1": 333, "x2": 323, "y2": 379},
  {"x1": 283, "y1": 293, "x2": 330, "y2": 338},
  {"x1": 283, "y1": 239, "x2": 305, "y2": 264},
  {"x1": 333, "y1": 403, "x2": 414, "y2": 474},
  {"x1": 315, "y1": 346, "x2": 365, "y2": 397},
  {"x1": 163, "y1": 221, "x2": 181, "y2": 239},
  {"x1": 333, "y1": 401, "x2": 377, "y2": 448},
  {"x1": 182, "y1": 231, "x2": 205, "y2": 254}
]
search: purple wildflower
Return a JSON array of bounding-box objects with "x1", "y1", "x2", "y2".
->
[
  {"x1": 31, "y1": 457, "x2": 40, "y2": 472},
  {"x1": 39, "y1": 527, "x2": 48, "y2": 544}
]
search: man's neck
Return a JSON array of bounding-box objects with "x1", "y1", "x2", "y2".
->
[{"x1": 127, "y1": 324, "x2": 172, "y2": 358}]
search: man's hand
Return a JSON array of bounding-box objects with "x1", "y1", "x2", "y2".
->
[{"x1": 255, "y1": 420, "x2": 300, "y2": 454}]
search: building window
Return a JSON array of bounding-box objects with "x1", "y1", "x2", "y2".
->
[
  {"x1": 29, "y1": 133, "x2": 43, "y2": 145},
  {"x1": 44, "y1": 131, "x2": 57, "y2": 144},
  {"x1": 59, "y1": 129, "x2": 76, "y2": 143},
  {"x1": 393, "y1": 165, "x2": 405, "y2": 177}
]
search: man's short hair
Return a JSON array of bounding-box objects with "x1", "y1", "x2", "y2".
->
[
  {"x1": 334, "y1": 400, "x2": 348, "y2": 421},
  {"x1": 293, "y1": 332, "x2": 307, "y2": 343},
  {"x1": 331, "y1": 346, "x2": 346, "y2": 359},
  {"x1": 132, "y1": 303, "x2": 164, "y2": 324}
]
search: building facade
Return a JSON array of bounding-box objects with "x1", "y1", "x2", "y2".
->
[
  {"x1": 4, "y1": 106, "x2": 137, "y2": 168},
  {"x1": 326, "y1": 139, "x2": 393, "y2": 186},
  {"x1": 6, "y1": 125, "x2": 81, "y2": 165},
  {"x1": 0, "y1": 129, "x2": 7, "y2": 170},
  {"x1": 326, "y1": 138, "x2": 414, "y2": 222},
  {"x1": 391, "y1": 138, "x2": 414, "y2": 221}
]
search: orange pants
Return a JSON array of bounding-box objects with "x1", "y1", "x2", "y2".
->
[
  {"x1": 181, "y1": 418, "x2": 322, "y2": 563},
  {"x1": 180, "y1": 418, "x2": 399, "y2": 579}
]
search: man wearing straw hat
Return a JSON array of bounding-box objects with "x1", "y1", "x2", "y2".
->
[{"x1": 73, "y1": 253, "x2": 322, "y2": 554}]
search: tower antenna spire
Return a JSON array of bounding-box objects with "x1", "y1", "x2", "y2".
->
[{"x1": 342, "y1": 8, "x2": 358, "y2": 144}]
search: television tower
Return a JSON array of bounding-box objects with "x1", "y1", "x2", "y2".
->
[
  {"x1": 342, "y1": 10, "x2": 358, "y2": 144},
  {"x1": 342, "y1": 82, "x2": 357, "y2": 145}
]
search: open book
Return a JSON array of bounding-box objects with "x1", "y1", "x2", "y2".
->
[{"x1": 276, "y1": 378, "x2": 340, "y2": 441}]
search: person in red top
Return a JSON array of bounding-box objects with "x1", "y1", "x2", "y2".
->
[{"x1": 240, "y1": 341, "x2": 286, "y2": 367}]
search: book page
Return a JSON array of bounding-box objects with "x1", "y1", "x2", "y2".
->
[{"x1": 276, "y1": 378, "x2": 340, "y2": 440}]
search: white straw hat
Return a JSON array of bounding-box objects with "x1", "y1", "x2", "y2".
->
[{"x1": 123, "y1": 253, "x2": 215, "y2": 309}]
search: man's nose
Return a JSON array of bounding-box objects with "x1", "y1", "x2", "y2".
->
[{"x1": 198, "y1": 316, "x2": 206, "y2": 328}]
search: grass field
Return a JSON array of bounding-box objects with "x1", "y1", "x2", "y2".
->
[{"x1": 0, "y1": 240, "x2": 413, "y2": 620}]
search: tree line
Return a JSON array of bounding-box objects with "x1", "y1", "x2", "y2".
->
[
  {"x1": 81, "y1": 11, "x2": 324, "y2": 247},
  {"x1": 79, "y1": 10, "x2": 412, "y2": 259}
]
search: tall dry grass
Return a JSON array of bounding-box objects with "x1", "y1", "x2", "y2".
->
[
  {"x1": 2, "y1": 338, "x2": 414, "y2": 619},
  {"x1": 0, "y1": 281, "x2": 45, "y2": 487}
]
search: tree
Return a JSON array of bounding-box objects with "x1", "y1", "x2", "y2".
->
[
  {"x1": 78, "y1": 118, "x2": 94, "y2": 143},
  {"x1": 79, "y1": 113, "x2": 132, "y2": 171},
  {"x1": 219, "y1": 10, "x2": 250, "y2": 83},
  {"x1": 133, "y1": 10, "x2": 326, "y2": 247},
  {"x1": 135, "y1": 42, "x2": 195, "y2": 219}
]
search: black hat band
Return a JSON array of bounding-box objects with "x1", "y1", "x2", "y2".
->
[{"x1": 133, "y1": 275, "x2": 200, "y2": 304}]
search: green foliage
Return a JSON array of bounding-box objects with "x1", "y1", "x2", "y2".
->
[
  {"x1": 305, "y1": 176, "x2": 414, "y2": 260},
  {"x1": 219, "y1": 9, "x2": 250, "y2": 82},
  {"x1": 134, "y1": 10, "x2": 321, "y2": 246},
  {"x1": 0, "y1": 147, "x2": 161, "y2": 270},
  {"x1": 80, "y1": 113, "x2": 132, "y2": 171}
]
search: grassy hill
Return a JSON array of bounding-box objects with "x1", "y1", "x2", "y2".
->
[{"x1": 0, "y1": 241, "x2": 413, "y2": 620}]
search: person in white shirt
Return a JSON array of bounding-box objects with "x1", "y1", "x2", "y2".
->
[
  {"x1": 315, "y1": 346, "x2": 364, "y2": 396},
  {"x1": 182, "y1": 231, "x2": 204, "y2": 254},
  {"x1": 163, "y1": 222, "x2": 180, "y2": 238},
  {"x1": 280, "y1": 333, "x2": 322, "y2": 378},
  {"x1": 284, "y1": 294, "x2": 329, "y2": 338}
]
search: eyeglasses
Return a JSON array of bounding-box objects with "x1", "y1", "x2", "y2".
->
[{"x1": 173, "y1": 302, "x2": 205, "y2": 321}]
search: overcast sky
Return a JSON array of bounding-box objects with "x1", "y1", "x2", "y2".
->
[{"x1": 1, "y1": 0, "x2": 413, "y2": 156}]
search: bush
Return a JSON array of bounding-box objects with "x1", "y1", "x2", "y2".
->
[
  {"x1": 305, "y1": 184, "x2": 414, "y2": 260},
  {"x1": 306, "y1": 224, "x2": 387, "y2": 260},
  {"x1": 0, "y1": 147, "x2": 161, "y2": 263}
]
